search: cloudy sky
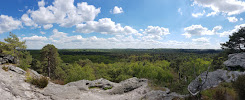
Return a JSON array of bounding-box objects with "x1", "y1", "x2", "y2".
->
[{"x1": 0, "y1": 0, "x2": 245, "y2": 49}]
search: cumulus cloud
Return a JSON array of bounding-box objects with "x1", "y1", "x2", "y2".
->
[
  {"x1": 192, "y1": 10, "x2": 205, "y2": 17},
  {"x1": 182, "y1": 25, "x2": 221, "y2": 38},
  {"x1": 193, "y1": 0, "x2": 245, "y2": 16},
  {"x1": 43, "y1": 24, "x2": 53, "y2": 29},
  {"x1": 227, "y1": 17, "x2": 238, "y2": 22},
  {"x1": 240, "y1": 18, "x2": 243, "y2": 21},
  {"x1": 22, "y1": 0, "x2": 100, "y2": 27},
  {"x1": 192, "y1": 37, "x2": 210, "y2": 43},
  {"x1": 21, "y1": 14, "x2": 38, "y2": 28},
  {"x1": 111, "y1": 6, "x2": 123, "y2": 14},
  {"x1": 0, "y1": 15, "x2": 22, "y2": 34},
  {"x1": 22, "y1": 35, "x2": 48, "y2": 41},
  {"x1": 143, "y1": 26, "x2": 170, "y2": 36},
  {"x1": 219, "y1": 24, "x2": 245, "y2": 37},
  {"x1": 21, "y1": 29, "x2": 220, "y2": 49},
  {"x1": 76, "y1": 18, "x2": 139, "y2": 35}
]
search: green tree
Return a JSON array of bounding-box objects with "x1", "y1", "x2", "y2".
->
[
  {"x1": 40, "y1": 44, "x2": 61, "y2": 78},
  {"x1": 221, "y1": 27, "x2": 245, "y2": 52},
  {"x1": 3, "y1": 33, "x2": 26, "y2": 58}
]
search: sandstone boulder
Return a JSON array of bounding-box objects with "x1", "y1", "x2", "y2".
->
[{"x1": 224, "y1": 52, "x2": 245, "y2": 69}]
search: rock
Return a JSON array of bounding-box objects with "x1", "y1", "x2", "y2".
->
[
  {"x1": 7, "y1": 65, "x2": 26, "y2": 75},
  {"x1": 0, "y1": 64, "x2": 185, "y2": 100},
  {"x1": 109, "y1": 77, "x2": 147, "y2": 94},
  {"x1": 224, "y1": 52, "x2": 245, "y2": 69},
  {"x1": 30, "y1": 69, "x2": 41, "y2": 78},
  {"x1": 188, "y1": 69, "x2": 245, "y2": 95},
  {"x1": 0, "y1": 54, "x2": 16, "y2": 65}
]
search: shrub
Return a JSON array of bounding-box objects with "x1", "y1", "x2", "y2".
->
[
  {"x1": 25, "y1": 71, "x2": 49, "y2": 88},
  {"x1": 31, "y1": 76, "x2": 49, "y2": 88},
  {"x1": 233, "y1": 75, "x2": 245, "y2": 100},
  {"x1": 2, "y1": 66, "x2": 8, "y2": 71}
]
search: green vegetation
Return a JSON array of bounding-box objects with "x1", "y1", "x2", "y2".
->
[{"x1": 233, "y1": 74, "x2": 245, "y2": 100}]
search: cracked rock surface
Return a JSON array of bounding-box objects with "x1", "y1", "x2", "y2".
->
[{"x1": 0, "y1": 64, "x2": 185, "y2": 100}]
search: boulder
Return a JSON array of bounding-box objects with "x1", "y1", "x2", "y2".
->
[
  {"x1": 224, "y1": 52, "x2": 245, "y2": 69},
  {"x1": 0, "y1": 55, "x2": 16, "y2": 65},
  {"x1": 109, "y1": 77, "x2": 147, "y2": 94},
  {"x1": 188, "y1": 69, "x2": 245, "y2": 95},
  {"x1": 7, "y1": 65, "x2": 26, "y2": 75}
]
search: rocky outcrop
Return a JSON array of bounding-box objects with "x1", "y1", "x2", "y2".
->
[
  {"x1": 224, "y1": 52, "x2": 245, "y2": 69},
  {"x1": 0, "y1": 64, "x2": 185, "y2": 100},
  {"x1": 0, "y1": 54, "x2": 17, "y2": 65},
  {"x1": 188, "y1": 69, "x2": 245, "y2": 95}
]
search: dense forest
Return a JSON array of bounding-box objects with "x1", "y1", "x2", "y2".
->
[{"x1": 27, "y1": 48, "x2": 225, "y2": 94}]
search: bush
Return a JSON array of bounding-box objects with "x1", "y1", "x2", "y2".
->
[
  {"x1": 31, "y1": 76, "x2": 49, "y2": 88},
  {"x1": 233, "y1": 75, "x2": 245, "y2": 100},
  {"x1": 25, "y1": 71, "x2": 49, "y2": 88}
]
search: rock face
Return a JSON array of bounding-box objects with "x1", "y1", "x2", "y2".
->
[
  {"x1": 224, "y1": 52, "x2": 245, "y2": 69},
  {"x1": 188, "y1": 69, "x2": 245, "y2": 95},
  {"x1": 0, "y1": 64, "x2": 186, "y2": 100},
  {"x1": 0, "y1": 54, "x2": 17, "y2": 65}
]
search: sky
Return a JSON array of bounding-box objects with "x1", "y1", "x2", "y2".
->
[{"x1": 0, "y1": 0, "x2": 245, "y2": 49}]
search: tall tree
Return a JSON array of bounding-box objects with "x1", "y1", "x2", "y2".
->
[
  {"x1": 40, "y1": 44, "x2": 61, "y2": 78},
  {"x1": 221, "y1": 27, "x2": 245, "y2": 52}
]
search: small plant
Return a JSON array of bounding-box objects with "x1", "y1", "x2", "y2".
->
[
  {"x1": 103, "y1": 86, "x2": 112, "y2": 90},
  {"x1": 31, "y1": 76, "x2": 49, "y2": 88},
  {"x1": 2, "y1": 66, "x2": 8, "y2": 71}
]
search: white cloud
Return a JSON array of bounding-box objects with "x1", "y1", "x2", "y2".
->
[
  {"x1": 143, "y1": 26, "x2": 170, "y2": 36},
  {"x1": 43, "y1": 24, "x2": 53, "y2": 29},
  {"x1": 182, "y1": 25, "x2": 219, "y2": 38},
  {"x1": 22, "y1": 35, "x2": 48, "y2": 41},
  {"x1": 192, "y1": 10, "x2": 205, "y2": 17},
  {"x1": 38, "y1": 0, "x2": 45, "y2": 7},
  {"x1": 206, "y1": 11, "x2": 218, "y2": 17},
  {"x1": 76, "y1": 18, "x2": 139, "y2": 35},
  {"x1": 219, "y1": 24, "x2": 245, "y2": 37},
  {"x1": 178, "y1": 8, "x2": 183, "y2": 15},
  {"x1": 193, "y1": 0, "x2": 245, "y2": 16},
  {"x1": 227, "y1": 17, "x2": 238, "y2": 22},
  {"x1": 111, "y1": 6, "x2": 123, "y2": 14},
  {"x1": 0, "y1": 15, "x2": 22, "y2": 34},
  {"x1": 23, "y1": 0, "x2": 100, "y2": 27},
  {"x1": 192, "y1": 37, "x2": 210, "y2": 43},
  {"x1": 21, "y1": 29, "x2": 220, "y2": 49},
  {"x1": 21, "y1": 14, "x2": 38, "y2": 28},
  {"x1": 40, "y1": 31, "x2": 46, "y2": 34},
  {"x1": 240, "y1": 18, "x2": 244, "y2": 21}
]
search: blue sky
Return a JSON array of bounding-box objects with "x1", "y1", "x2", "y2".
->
[{"x1": 0, "y1": 0, "x2": 245, "y2": 49}]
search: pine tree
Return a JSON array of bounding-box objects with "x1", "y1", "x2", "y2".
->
[
  {"x1": 40, "y1": 44, "x2": 61, "y2": 78},
  {"x1": 221, "y1": 27, "x2": 245, "y2": 52}
]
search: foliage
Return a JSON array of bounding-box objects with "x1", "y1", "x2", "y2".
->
[
  {"x1": 30, "y1": 76, "x2": 49, "y2": 88},
  {"x1": 18, "y1": 51, "x2": 32, "y2": 70},
  {"x1": 25, "y1": 70, "x2": 49, "y2": 88},
  {"x1": 221, "y1": 27, "x2": 245, "y2": 52},
  {"x1": 2, "y1": 33, "x2": 26, "y2": 57},
  {"x1": 201, "y1": 82, "x2": 237, "y2": 100},
  {"x1": 31, "y1": 59, "x2": 43, "y2": 73},
  {"x1": 40, "y1": 44, "x2": 61, "y2": 78},
  {"x1": 233, "y1": 74, "x2": 245, "y2": 100}
]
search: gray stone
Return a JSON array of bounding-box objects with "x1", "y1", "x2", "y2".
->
[
  {"x1": 8, "y1": 65, "x2": 26, "y2": 75},
  {"x1": 0, "y1": 64, "x2": 186, "y2": 100},
  {"x1": 224, "y1": 52, "x2": 245, "y2": 69},
  {"x1": 188, "y1": 69, "x2": 245, "y2": 95}
]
